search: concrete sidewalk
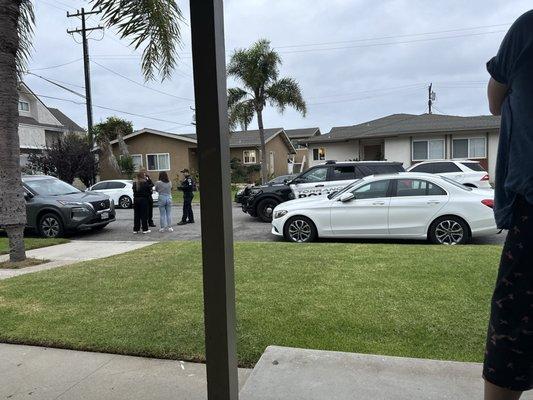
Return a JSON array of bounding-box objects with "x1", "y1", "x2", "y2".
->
[
  {"x1": 0, "y1": 240, "x2": 155, "y2": 280},
  {"x1": 240, "y1": 346, "x2": 533, "y2": 400},
  {"x1": 0, "y1": 344, "x2": 251, "y2": 400}
]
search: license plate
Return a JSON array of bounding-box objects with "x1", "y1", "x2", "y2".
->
[{"x1": 101, "y1": 212, "x2": 109, "y2": 220}]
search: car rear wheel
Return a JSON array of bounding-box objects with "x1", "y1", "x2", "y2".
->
[
  {"x1": 283, "y1": 216, "x2": 317, "y2": 243},
  {"x1": 257, "y1": 198, "x2": 279, "y2": 222},
  {"x1": 39, "y1": 213, "x2": 65, "y2": 238},
  {"x1": 119, "y1": 195, "x2": 132, "y2": 209},
  {"x1": 429, "y1": 216, "x2": 469, "y2": 245}
]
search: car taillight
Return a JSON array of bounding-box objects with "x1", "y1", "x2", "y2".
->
[
  {"x1": 481, "y1": 174, "x2": 490, "y2": 181},
  {"x1": 482, "y1": 199, "x2": 494, "y2": 208}
]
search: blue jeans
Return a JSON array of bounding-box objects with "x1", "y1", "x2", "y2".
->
[{"x1": 158, "y1": 194, "x2": 172, "y2": 228}]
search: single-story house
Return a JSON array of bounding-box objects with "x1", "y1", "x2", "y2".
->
[
  {"x1": 17, "y1": 82, "x2": 85, "y2": 167},
  {"x1": 99, "y1": 127, "x2": 296, "y2": 183},
  {"x1": 285, "y1": 128, "x2": 321, "y2": 174},
  {"x1": 302, "y1": 113, "x2": 501, "y2": 180}
]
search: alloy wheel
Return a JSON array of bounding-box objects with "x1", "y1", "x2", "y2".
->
[
  {"x1": 288, "y1": 219, "x2": 312, "y2": 242},
  {"x1": 435, "y1": 220, "x2": 464, "y2": 245},
  {"x1": 42, "y1": 217, "x2": 60, "y2": 238},
  {"x1": 120, "y1": 196, "x2": 131, "y2": 208}
]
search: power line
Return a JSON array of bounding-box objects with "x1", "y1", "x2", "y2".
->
[
  {"x1": 28, "y1": 58, "x2": 83, "y2": 71},
  {"x1": 307, "y1": 86, "x2": 424, "y2": 106},
  {"x1": 91, "y1": 60, "x2": 194, "y2": 101},
  {"x1": 26, "y1": 72, "x2": 86, "y2": 98},
  {"x1": 39, "y1": 0, "x2": 69, "y2": 12},
  {"x1": 274, "y1": 23, "x2": 511, "y2": 49},
  {"x1": 35, "y1": 93, "x2": 193, "y2": 127}
]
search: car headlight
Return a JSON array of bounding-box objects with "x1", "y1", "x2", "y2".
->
[
  {"x1": 274, "y1": 210, "x2": 288, "y2": 219},
  {"x1": 237, "y1": 189, "x2": 244, "y2": 195},
  {"x1": 58, "y1": 200, "x2": 86, "y2": 206},
  {"x1": 249, "y1": 188, "x2": 262, "y2": 196}
]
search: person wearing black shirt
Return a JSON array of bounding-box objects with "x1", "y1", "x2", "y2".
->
[
  {"x1": 177, "y1": 169, "x2": 195, "y2": 225},
  {"x1": 140, "y1": 168, "x2": 156, "y2": 227},
  {"x1": 132, "y1": 171, "x2": 152, "y2": 233}
]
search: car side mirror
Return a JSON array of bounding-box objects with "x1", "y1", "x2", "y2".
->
[
  {"x1": 24, "y1": 192, "x2": 33, "y2": 200},
  {"x1": 339, "y1": 192, "x2": 355, "y2": 202}
]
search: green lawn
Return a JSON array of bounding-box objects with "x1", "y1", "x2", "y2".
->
[
  {"x1": 0, "y1": 237, "x2": 69, "y2": 255},
  {"x1": 0, "y1": 242, "x2": 501, "y2": 366}
]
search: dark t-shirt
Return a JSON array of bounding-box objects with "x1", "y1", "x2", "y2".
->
[{"x1": 487, "y1": 10, "x2": 533, "y2": 229}]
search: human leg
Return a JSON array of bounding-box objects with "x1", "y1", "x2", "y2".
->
[{"x1": 133, "y1": 200, "x2": 140, "y2": 232}]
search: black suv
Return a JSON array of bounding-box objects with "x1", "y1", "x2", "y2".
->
[
  {"x1": 241, "y1": 161, "x2": 405, "y2": 222},
  {"x1": 22, "y1": 175, "x2": 116, "y2": 238}
]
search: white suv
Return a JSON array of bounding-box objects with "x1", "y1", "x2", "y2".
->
[
  {"x1": 407, "y1": 161, "x2": 491, "y2": 188},
  {"x1": 88, "y1": 180, "x2": 159, "y2": 209}
]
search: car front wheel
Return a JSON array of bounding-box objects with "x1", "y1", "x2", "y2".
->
[
  {"x1": 283, "y1": 216, "x2": 317, "y2": 243},
  {"x1": 257, "y1": 198, "x2": 279, "y2": 222},
  {"x1": 39, "y1": 213, "x2": 65, "y2": 238},
  {"x1": 429, "y1": 216, "x2": 469, "y2": 245},
  {"x1": 119, "y1": 195, "x2": 132, "y2": 209}
]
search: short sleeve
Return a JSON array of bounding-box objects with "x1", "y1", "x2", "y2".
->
[{"x1": 487, "y1": 11, "x2": 532, "y2": 85}]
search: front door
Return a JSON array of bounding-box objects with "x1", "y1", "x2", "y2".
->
[
  {"x1": 330, "y1": 179, "x2": 391, "y2": 236},
  {"x1": 388, "y1": 178, "x2": 449, "y2": 236},
  {"x1": 363, "y1": 144, "x2": 383, "y2": 161}
]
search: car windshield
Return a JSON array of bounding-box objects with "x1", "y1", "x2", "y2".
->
[
  {"x1": 25, "y1": 178, "x2": 81, "y2": 196},
  {"x1": 327, "y1": 179, "x2": 361, "y2": 199},
  {"x1": 440, "y1": 176, "x2": 473, "y2": 191}
]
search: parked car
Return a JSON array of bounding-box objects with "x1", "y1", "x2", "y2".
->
[
  {"x1": 271, "y1": 172, "x2": 497, "y2": 245},
  {"x1": 234, "y1": 174, "x2": 297, "y2": 204},
  {"x1": 87, "y1": 180, "x2": 159, "y2": 209},
  {"x1": 407, "y1": 160, "x2": 491, "y2": 188},
  {"x1": 22, "y1": 175, "x2": 116, "y2": 238},
  {"x1": 242, "y1": 161, "x2": 405, "y2": 222}
]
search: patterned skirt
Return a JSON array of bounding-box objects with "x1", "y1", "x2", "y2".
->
[{"x1": 484, "y1": 195, "x2": 533, "y2": 391}]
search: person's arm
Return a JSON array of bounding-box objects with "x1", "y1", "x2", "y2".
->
[{"x1": 487, "y1": 77, "x2": 509, "y2": 116}]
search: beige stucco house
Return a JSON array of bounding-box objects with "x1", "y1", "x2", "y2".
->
[
  {"x1": 302, "y1": 113, "x2": 501, "y2": 181},
  {"x1": 100, "y1": 127, "x2": 296, "y2": 183},
  {"x1": 285, "y1": 128, "x2": 321, "y2": 174},
  {"x1": 17, "y1": 83, "x2": 85, "y2": 166}
]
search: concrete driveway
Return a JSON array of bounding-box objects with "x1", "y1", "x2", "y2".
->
[{"x1": 62, "y1": 204, "x2": 506, "y2": 245}]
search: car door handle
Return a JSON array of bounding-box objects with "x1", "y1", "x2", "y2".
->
[
  {"x1": 372, "y1": 201, "x2": 386, "y2": 206},
  {"x1": 315, "y1": 184, "x2": 324, "y2": 187},
  {"x1": 427, "y1": 200, "x2": 441, "y2": 205}
]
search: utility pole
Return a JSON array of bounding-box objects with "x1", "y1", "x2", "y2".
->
[
  {"x1": 67, "y1": 8, "x2": 103, "y2": 141},
  {"x1": 428, "y1": 83, "x2": 436, "y2": 114}
]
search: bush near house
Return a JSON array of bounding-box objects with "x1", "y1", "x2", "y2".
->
[{"x1": 231, "y1": 157, "x2": 262, "y2": 184}]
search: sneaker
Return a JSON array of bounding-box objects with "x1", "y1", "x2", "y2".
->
[
  {"x1": 159, "y1": 228, "x2": 166, "y2": 233},
  {"x1": 133, "y1": 231, "x2": 139, "y2": 234},
  {"x1": 142, "y1": 230, "x2": 151, "y2": 234},
  {"x1": 167, "y1": 227, "x2": 174, "y2": 232},
  {"x1": 149, "y1": 223, "x2": 156, "y2": 228},
  {"x1": 177, "y1": 221, "x2": 187, "y2": 226}
]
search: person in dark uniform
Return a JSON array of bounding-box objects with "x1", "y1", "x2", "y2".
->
[
  {"x1": 483, "y1": 10, "x2": 533, "y2": 400},
  {"x1": 132, "y1": 171, "x2": 152, "y2": 234},
  {"x1": 177, "y1": 169, "x2": 195, "y2": 225},
  {"x1": 140, "y1": 168, "x2": 156, "y2": 228}
]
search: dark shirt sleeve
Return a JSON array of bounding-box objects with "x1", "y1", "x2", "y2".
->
[{"x1": 487, "y1": 12, "x2": 531, "y2": 85}]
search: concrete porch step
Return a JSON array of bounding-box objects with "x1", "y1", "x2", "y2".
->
[{"x1": 239, "y1": 346, "x2": 533, "y2": 400}]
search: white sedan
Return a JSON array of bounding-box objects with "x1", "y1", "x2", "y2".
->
[
  {"x1": 271, "y1": 173, "x2": 497, "y2": 245},
  {"x1": 88, "y1": 180, "x2": 159, "y2": 209}
]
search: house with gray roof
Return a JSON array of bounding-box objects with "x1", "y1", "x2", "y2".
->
[
  {"x1": 18, "y1": 82, "x2": 86, "y2": 167},
  {"x1": 301, "y1": 113, "x2": 501, "y2": 180}
]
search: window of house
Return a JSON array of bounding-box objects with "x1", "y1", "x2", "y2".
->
[
  {"x1": 243, "y1": 150, "x2": 257, "y2": 164},
  {"x1": 313, "y1": 147, "x2": 326, "y2": 161},
  {"x1": 395, "y1": 179, "x2": 447, "y2": 197},
  {"x1": 452, "y1": 138, "x2": 487, "y2": 159},
  {"x1": 412, "y1": 139, "x2": 444, "y2": 161},
  {"x1": 18, "y1": 101, "x2": 30, "y2": 112},
  {"x1": 131, "y1": 154, "x2": 143, "y2": 171},
  {"x1": 146, "y1": 153, "x2": 170, "y2": 171}
]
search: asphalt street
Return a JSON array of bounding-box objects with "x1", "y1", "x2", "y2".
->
[{"x1": 63, "y1": 204, "x2": 506, "y2": 245}]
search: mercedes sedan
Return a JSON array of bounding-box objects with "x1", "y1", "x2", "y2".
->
[{"x1": 271, "y1": 173, "x2": 497, "y2": 245}]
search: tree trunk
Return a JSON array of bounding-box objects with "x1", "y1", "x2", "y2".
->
[
  {"x1": 256, "y1": 109, "x2": 268, "y2": 184},
  {"x1": 0, "y1": 0, "x2": 27, "y2": 262}
]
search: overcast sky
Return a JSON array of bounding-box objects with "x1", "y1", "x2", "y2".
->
[{"x1": 27, "y1": 1, "x2": 531, "y2": 134}]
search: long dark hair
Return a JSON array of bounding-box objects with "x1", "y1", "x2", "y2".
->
[{"x1": 159, "y1": 171, "x2": 169, "y2": 183}]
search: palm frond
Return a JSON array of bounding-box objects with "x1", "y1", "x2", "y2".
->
[
  {"x1": 17, "y1": 0, "x2": 35, "y2": 78},
  {"x1": 228, "y1": 87, "x2": 250, "y2": 107},
  {"x1": 91, "y1": 0, "x2": 184, "y2": 81},
  {"x1": 265, "y1": 78, "x2": 307, "y2": 116},
  {"x1": 228, "y1": 99, "x2": 255, "y2": 132}
]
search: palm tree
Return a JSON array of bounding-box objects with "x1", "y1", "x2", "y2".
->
[
  {"x1": 0, "y1": 0, "x2": 184, "y2": 262},
  {"x1": 227, "y1": 39, "x2": 307, "y2": 184}
]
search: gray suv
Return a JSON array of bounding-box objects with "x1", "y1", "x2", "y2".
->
[{"x1": 22, "y1": 175, "x2": 116, "y2": 238}]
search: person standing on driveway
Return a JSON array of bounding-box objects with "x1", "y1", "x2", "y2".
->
[
  {"x1": 483, "y1": 10, "x2": 533, "y2": 400},
  {"x1": 177, "y1": 169, "x2": 195, "y2": 226},
  {"x1": 154, "y1": 171, "x2": 173, "y2": 232},
  {"x1": 132, "y1": 171, "x2": 152, "y2": 234},
  {"x1": 140, "y1": 167, "x2": 156, "y2": 228}
]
